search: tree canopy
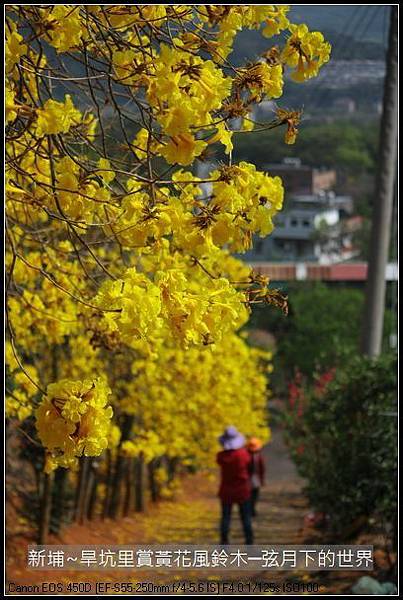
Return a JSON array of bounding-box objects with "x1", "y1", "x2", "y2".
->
[{"x1": 6, "y1": 5, "x2": 331, "y2": 473}]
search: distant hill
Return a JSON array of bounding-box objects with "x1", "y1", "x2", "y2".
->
[
  {"x1": 230, "y1": 5, "x2": 389, "y2": 65},
  {"x1": 289, "y1": 5, "x2": 389, "y2": 43}
]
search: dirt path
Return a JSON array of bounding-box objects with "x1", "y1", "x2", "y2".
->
[{"x1": 6, "y1": 426, "x2": 364, "y2": 595}]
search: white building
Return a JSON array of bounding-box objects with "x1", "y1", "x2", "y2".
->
[{"x1": 246, "y1": 191, "x2": 355, "y2": 264}]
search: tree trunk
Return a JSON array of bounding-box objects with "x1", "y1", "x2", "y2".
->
[
  {"x1": 108, "y1": 415, "x2": 134, "y2": 518},
  {"x1": 73, "y1": 457, "x2": 83, "y2": 520},
  {"x1": 123, "y1": 458, "x2": 133, "y2": 517},
  {"x1": 134, "y1": 452, "x2": 145, "y2": 512},
  {"x1": 102, "y1": 450, "x2": 113, "y2": 520},
  {"x1": 80, "y1": 458, "x2": 95, "y2": 524},
  {"x1": 38, "y1": 471, "x2": 54, "y2": 544},
  {"x1": 75, "y1": 456, "x2": 91, "y2": 523},
  {"x1": 52, "y1": 468, "x2": 68, "y2": 533},
  {"x1": 87, "y1": 460, "x2": 100, "y2": 520},
  {"x1": 148, "y1": 458, "x2": 161, "y2": 503},
  {"x1": 167, "y1": 456, "x2": 178, "y2": 483}
]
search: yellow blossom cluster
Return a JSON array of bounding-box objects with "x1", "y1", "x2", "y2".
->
[
  {"x1": 198, "y1": 5, "x2": 290, "y2": 60},
  {"x1": 36, "y1": 378, "x2": 113, "y2": 472},
  {"x1": 106, "y1": 162, "x2": 283, "y2": 258},
  {"x1": 282, "y1": 24, "x2": 331, "y2": 81},
  {"x1": 118, "y1": 332, "x2": 271, "y2": 466},
  {"x1": 7, "y1": 245, "x2": 82, "y2": 347},
  {"x1": 36, "y1": 96, "x2": 82, "y2": 136},
  {"x1": 6, "y1": 343, "x2": 39, "y2": 421}
]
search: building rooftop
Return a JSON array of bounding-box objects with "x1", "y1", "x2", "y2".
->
[{"x1": 249, "y1": 262, "x2": 397, "y2": 282}]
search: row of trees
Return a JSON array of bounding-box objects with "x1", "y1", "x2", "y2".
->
[{"x1": 5, "y1": 5, "x2": 331, "y2": 541}]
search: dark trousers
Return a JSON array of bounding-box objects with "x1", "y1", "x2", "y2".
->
[
  {"x1": 251, "y1": 487, "x2": 260, "y2": 516},
  {"x1": 220, "y1": 499, "x2": 254, "y2": 544}
]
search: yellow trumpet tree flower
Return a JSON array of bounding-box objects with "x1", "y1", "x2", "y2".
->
[{"x1": 5, "y1": 6, "x2": 330, "y2": 484}]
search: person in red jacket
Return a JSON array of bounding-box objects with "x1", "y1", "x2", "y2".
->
[
  {"x1": 247, "y1": 437, "x2": 265, "y2": 517},
  {"x1": 216, "y1": 426, "x2": 254, "y2": 545}
]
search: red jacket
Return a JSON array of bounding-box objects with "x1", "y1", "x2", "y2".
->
[
  {"x1": 249, "y1": 450, "x2": 265, "y2": 487},
  {"x1": 217, "y1": 447, "x2": 252, "y2": 504}
]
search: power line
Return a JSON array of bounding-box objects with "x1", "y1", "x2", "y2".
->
[
  {"x1": 301, "y1": 6, "x2": 367, "y2": 110},
  {"x1": 312, "y1": 5, "x2": 383, "y2": 111}
]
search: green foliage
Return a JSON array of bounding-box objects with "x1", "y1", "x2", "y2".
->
[
  {"x1": 232, "y1": 121, "x2": 378, "y2": 175},
  {"x1": 249, "y1": 283, "x2": 394, "y2": 387},
  {"x1": 249, "y1": 283, "x2": 363, "y2": 384},
  {"x1": 284, "y1": 354, "x2": 397, "y2": 531},
  {"x1": 279, "y1": 284, "x2": 363, "y2": 376},
  {"x1": 351, "y1": 217, "x2": 372, "y2": 260}
]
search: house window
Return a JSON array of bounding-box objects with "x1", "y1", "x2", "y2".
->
[
  {"x1": 302, "y1": 219, "x2": 311, "y2": 227},
  {"x1": 290, "y1": 218, "x2": 298, "y2": 227},
  {"x1": 276, "y1": 240, "x2": 292, "y2": 252}
]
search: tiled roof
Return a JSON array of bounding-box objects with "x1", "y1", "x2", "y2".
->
[{"x1": 250, "y1": 262, "x2": 397, "y2": 281}]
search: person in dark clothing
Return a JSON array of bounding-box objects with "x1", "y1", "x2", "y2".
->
[
  {"x1": 247, "y1": 437, "x2": 265, "y2": 517},
  {"x1": 216, "y1": 426, "x2": 254, "y2": 545}
]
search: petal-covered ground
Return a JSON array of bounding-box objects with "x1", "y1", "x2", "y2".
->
[{"x1": 6, "y1": 427, "x2": 387, "y2": 595}]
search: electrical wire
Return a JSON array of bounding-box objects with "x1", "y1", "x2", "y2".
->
[{"x1": 312, "y1": 5, "x2": 384, "y2": 111}]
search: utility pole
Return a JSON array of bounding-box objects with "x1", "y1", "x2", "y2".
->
[{"x1": 361, "y1": 5, "x2": 398, "y2": 357}]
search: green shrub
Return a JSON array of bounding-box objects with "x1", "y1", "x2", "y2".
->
[
  {"x1": 284, "y1": 354, "x2": 397, "y2": 533},
  {"x1": 249, "y1": 283, "x2": 395, "y2": 391}
]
